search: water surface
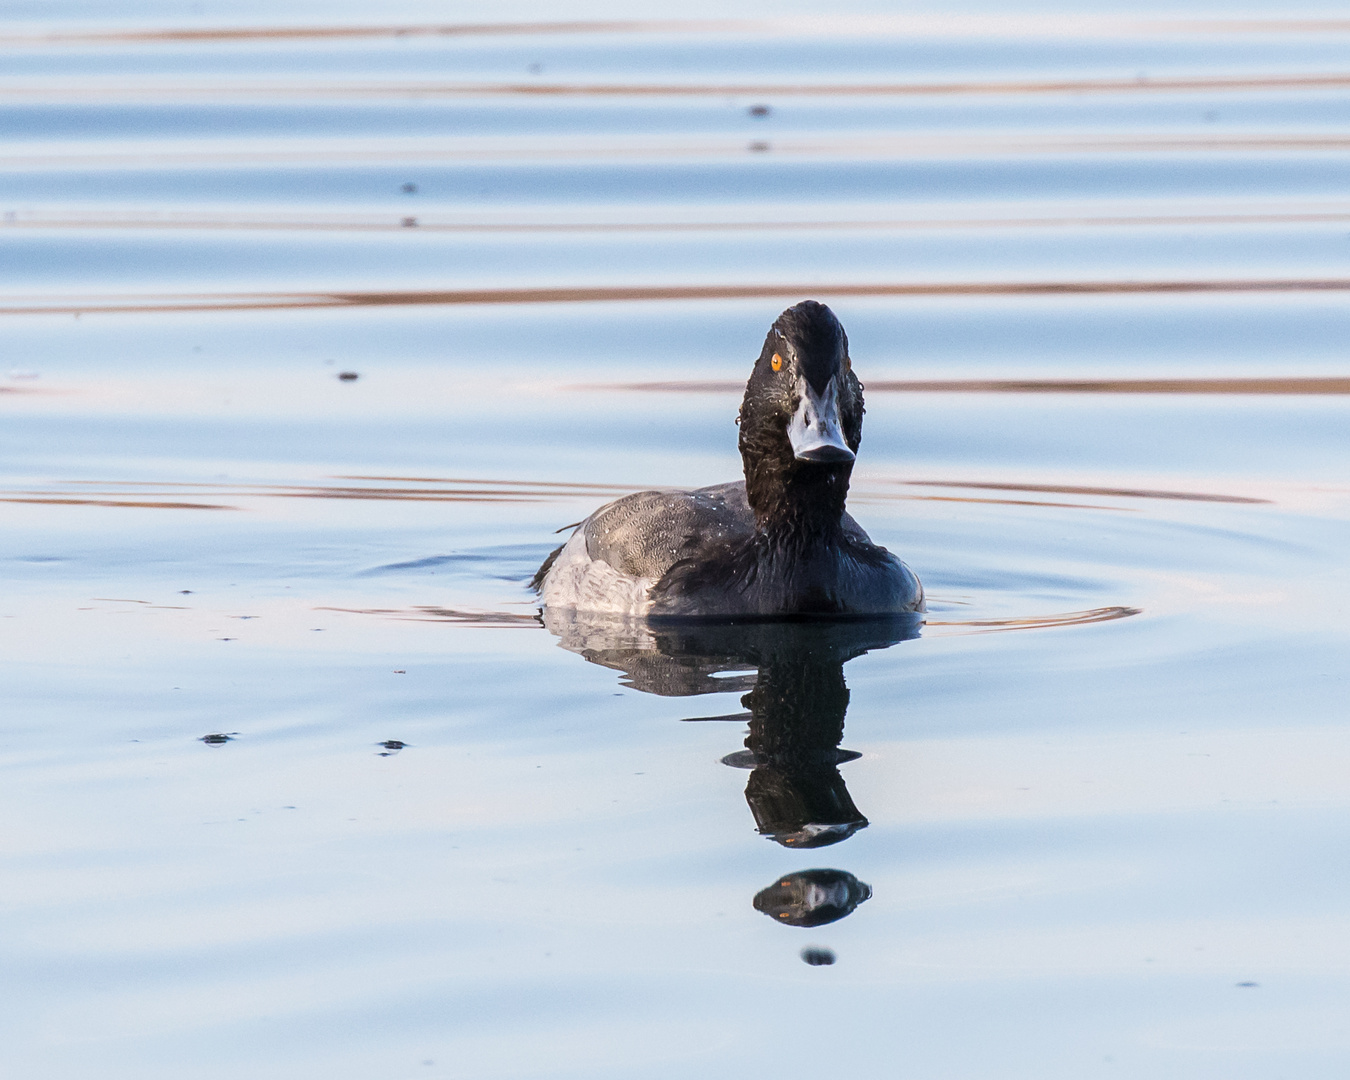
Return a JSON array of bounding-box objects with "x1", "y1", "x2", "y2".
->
[{"x1": 3, "y1": 6, "x2": 1350, "y2": 1078}]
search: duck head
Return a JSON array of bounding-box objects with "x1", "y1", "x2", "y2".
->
[{"x1": 738, "y1": 301, "x2": 864, "y2": 531}]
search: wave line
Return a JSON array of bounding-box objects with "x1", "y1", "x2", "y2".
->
[{"x1": 9, "y1": 278, "x2": 1350, "y2": 316}]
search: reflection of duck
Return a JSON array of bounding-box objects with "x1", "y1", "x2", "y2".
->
[
  {"x1": 541, "y1": 617, "x2": 914, "y2": 933},
  {"x1": 725, "y1": 637, "x2": 869, "y2": 848},
  {"x1": 753, "y1": 869, "x2": 873, "y2": 928},
  {"x1": 533, "y1": 301, "x2": 923, "y2": 618},
  {"x1": 541, "y1": 615, "x2": 918, "y2": 848}
]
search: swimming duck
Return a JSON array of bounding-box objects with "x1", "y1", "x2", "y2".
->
[{"x1": 533, "y1": 300, "x2": 923, "y2": 619}]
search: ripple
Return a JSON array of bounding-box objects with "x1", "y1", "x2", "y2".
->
[
  {"x1": 8, "y1": 207, "x2": 1350, "y2": 235},
  {"x1": 7, "y1": 279, "x2": 1350, "y2": 317},
  {"x1": 591, "y1": 376, "x2": 1350, "y2": 397},
  {"x1": 6, "y1": 72, "x2": 1350, "y2": 100},
  {"x1": 0, "y1": 476, "x2": 639, "y2": 511},
  {"x1": 11, "y1": 16, "x2": 1350, "y2": 47},
  {"x1": 925, "y1": 605, "x2": 1142, "y2": 634},
  {"x1": 316, "y1": 605, "x2": 542, "y2": 627}
]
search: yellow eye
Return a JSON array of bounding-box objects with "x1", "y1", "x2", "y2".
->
[{"x1": 771, "y1": 352, "x2": 783, "y2": 372}]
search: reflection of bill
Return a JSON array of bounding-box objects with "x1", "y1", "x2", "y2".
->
[
  {"x1": 540, "y1": 611, "x2": 919, "y2": 928},
  {"x1": 754, "y1": 869, "x2": 873, "y2": 928}
]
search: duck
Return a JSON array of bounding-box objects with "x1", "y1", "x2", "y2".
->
[{"x1": 533, "y1": 300, "x2": 923, "y2": 620}]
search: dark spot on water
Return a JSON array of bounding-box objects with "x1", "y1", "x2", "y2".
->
[
  {"x1": 748, "y1": 141, "x2": 770, "y2": 152},
  {"x1": 379, "y1": 739, "x2": 407, "y2": 756},
  {"x1": 393, "y1": 669, "x2": 406, "y2": 674},
  {"x1": 200, "y1": 732, "x2": 236, "y2": 745},
  {"x1": 748, "y1": 104, "x2": 771, "y2": 117},
  {"x1": 338, "y1": 371, "x2": 359, "y2": 381},
  {"x1": 1236, "y1": 981, "x2": 1259, "y2": 988},
  {"x1": 527, "y1": 62, "x2": 543, "y2": 74},
  {"x1": 801, "y1": 947, "x2": 835, "y2": 966},
  {"x1": 179, "y1": 589, "x2": 192, "y2": 594},
  {"x1": 401, "y1": 217, "x2": 418, "y2": 228},
  {"x1": 400, "y1": 182, "x2": 418, "y2": 193}
]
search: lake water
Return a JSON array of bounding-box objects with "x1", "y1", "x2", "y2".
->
[{"x1": 3, "y1": 5, "x2": 1350, "y2": 1078}]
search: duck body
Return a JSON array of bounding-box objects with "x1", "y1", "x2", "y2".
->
[{"x1": 534, "y1": 301, "x2": 923, "y2": 621}]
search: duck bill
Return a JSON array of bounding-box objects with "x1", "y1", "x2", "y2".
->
[{"x1": 787, "y1": 378, "x2": 855, "y2": 464}]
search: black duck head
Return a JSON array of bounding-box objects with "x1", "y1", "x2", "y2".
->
[{"x1": 738, "y1": 301, "x2": 865, "y2": 531}]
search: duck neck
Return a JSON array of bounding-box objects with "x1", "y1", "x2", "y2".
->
[{"x1": 742, "y1": 453, "x2": 853, "y2": 546}]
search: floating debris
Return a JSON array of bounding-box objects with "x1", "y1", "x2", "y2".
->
[
  {"x1": 199, "y1": 732, "x2": 237, "y2": 745},
  {"x1": 337, "y1": 371, "x2": 359, "y2": 381},
  {"x1": 800, "y1": 947, "x2": 836, "y2": 966}
]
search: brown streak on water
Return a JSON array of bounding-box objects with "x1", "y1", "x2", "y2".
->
[
  {"x1": 590, "y1": 376, "x2": 1350, "y2": 395},
  {"x1": 11, "y1": 17, "x2": 1350, "y2": 46},
  {"x1": 13, "y1": 476, "x2": 1265, "y2": 510},
  {"x1": 895, "y1": 480, "x2": 1271, "y2": 504},
  {"x1": 11, "y1": 21, "x2": 761, "y2": 45},
  {"x1": 333, "y1": 474, "x2": 637, "y2": 492},
  {"x1": 11, "y1": 478, "x2": 646, "y2": 507},
  {"x1": 9, "y1": 279, "x2": 1350, "y2": 317},
  {"x1": 0, "y1": 497, "x2": 237, "y2": 509},
  {"x1": 7, "y1": 73, "x2": 1350, "y2": 99},
  {"x1": 853, "y1": 493, "x2": 1129, "y2": 511}
]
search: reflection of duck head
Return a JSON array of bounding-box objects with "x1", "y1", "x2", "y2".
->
[
  {"x1": 542, "y1": 612, "x2": 919, "y2": 847},
  {"x1": 753, "y1": 868, "x2": 873, "y2": 927}
]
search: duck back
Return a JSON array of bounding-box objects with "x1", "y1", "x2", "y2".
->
[{"x1": 536, "y1": 480, "x2": 922, "y2": 620}]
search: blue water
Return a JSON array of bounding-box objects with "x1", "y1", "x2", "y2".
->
[{"x1": 2, "y1": 6, "x2": 1349, "y2": 1078}]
